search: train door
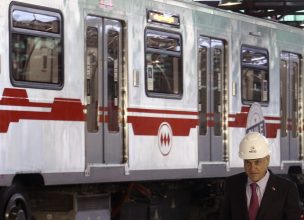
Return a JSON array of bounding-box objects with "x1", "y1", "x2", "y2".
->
[
  {"x1": 198, "y1": 36, "x2": 226, "y2": 161},
  {"x1": 280, "y1": 52, "x2": 301, "y2": 160},
  {"x1": 85, "y1": 16, "x2": 123, "y2": 164}
]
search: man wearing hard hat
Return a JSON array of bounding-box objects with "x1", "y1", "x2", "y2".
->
[{"x1": 221, "y1": 132, "x2": 301, "y2": 220}]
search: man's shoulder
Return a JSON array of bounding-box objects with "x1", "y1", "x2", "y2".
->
[{"x1": 269, "y1": 172, "x2": 296, "y2": 187}]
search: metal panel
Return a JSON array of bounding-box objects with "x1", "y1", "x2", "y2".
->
[
  {"x1": 103, "y1": 18, "x2": 123, "y2": 164},
  {"x1": 85, "y1": 16, "x2": 104, "y2": 164},
  {"x1": 210, "y1": 39, "x2": 225, "y2": 161},
  {"x1": 85, "y1": 16, "x2": 123, "y2": 165},
  {"x1": 198, "y1": 36, "x2": 226, "y2": 162},
  {"x1": 289, "y1": 53, "x2": 300, "y2": 160}
]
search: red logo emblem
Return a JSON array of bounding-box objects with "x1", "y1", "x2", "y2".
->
[{"x1": 158, "y1": 122, "x2": 173, "y2": 156}]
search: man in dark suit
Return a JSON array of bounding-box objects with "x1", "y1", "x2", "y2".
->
[{"x1": 221, "y1": 132, "x2": 301, "y2": 220}]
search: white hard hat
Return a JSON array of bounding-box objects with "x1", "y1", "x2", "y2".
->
[{"x1": 239, "y1": 132, "x2": 270, "y2": 160}]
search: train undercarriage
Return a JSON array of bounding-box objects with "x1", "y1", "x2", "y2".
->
[{"x1": 1, "y1": 167, "x2": 304, "y2": 220}]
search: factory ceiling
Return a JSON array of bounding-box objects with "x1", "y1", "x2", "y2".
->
[{"x1": 194, "y1": 0, "x2": 304, "y2": 28}]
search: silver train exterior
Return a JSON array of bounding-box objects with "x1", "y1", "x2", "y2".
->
[{"x1": 0, "y1": 0, "x2": 303, "y2": 218}]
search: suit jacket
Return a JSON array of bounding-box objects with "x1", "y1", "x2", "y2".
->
[{"x1": 221, "y1": 171, "x2": 301, "y2": 220}]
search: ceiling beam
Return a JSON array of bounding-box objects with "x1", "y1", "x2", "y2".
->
[{"x1": 196, "y1": 0, "x2": 304, "y2": 28}]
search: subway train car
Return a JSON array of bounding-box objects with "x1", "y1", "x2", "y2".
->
[{"x1": 0, "y1": 0, "x2": 303, "y2": 219}]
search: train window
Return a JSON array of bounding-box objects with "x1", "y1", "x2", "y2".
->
[
  {"x1": 213, "y1": 46, "x2": 224, "y2": 136},
  {"x1": 107, "y1": 30, "x2": 119, "y2": 132},
  {"x1": 146, "y1": 34, "x2": 181, "y2": 52},
  {"x1": 86, "y1": 27, "x2": 99, "y2": 132},
  {"x1": 198, "y1": 37, "x2": 225, "y2": 137},
  {"x1": 10, "y1": 4, "x2": 63, "y2": 89},
  {"x1": 280, "y1": 58, "x2": 287, "y2": 137},
  {"x1": 198, "y1": 46, "x2": 208, "y2": 135},
  {"x1": 241, "y1": 46, "x2": 269, "y2": 104},
  {"x1": 145, "y1": 29, "x2": 182, "y2": 98},
  {"x1": 291, "y1": 60, "x2": 299, "y2": 137},
  {"x1": 280, "y1": 52, "x2": 301, "y2": 139}
]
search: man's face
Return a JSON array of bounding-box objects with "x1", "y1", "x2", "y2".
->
[{"x1": 244, "y1": 155, "x2": 270, "y2": 182}]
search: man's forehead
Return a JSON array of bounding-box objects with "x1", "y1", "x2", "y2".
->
[{"x1": 244, "y1": 156, "x2": 268, "y2": 162}]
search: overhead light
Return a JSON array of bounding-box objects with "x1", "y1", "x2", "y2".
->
[{"x1": 219, "y1": 0, "x2": 242, "y2": 6}]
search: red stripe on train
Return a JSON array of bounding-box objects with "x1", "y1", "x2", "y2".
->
[
  {"x1": 229, "y1": 111, "x2": 282, "y2": 138},
  {"x1": 128, "y1": 116, "x2": 199, "y2": 136},
  {"x1": 0, "y1": 88, "x2": 85, "y2": 133},
  {"x1": 0, "y1": 88, "x2": 285, "y2": 138},
  {"x1": 1, "y1": 88, "x2": 51, "y2": 107},
  {"x1": 127, "y1": 107, "x2": 199, "y2": 136}
]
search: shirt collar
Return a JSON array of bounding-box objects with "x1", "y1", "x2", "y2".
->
[{"x1": 247, "y1": 170, "x2": 270, "y2": 191}]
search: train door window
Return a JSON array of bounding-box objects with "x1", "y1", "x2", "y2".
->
[
  {"x1": 280, "y1": 57, "x2": 287, "y2": 137},
  {"x1": 198, "y1": 37, "x2": 225, "y2": 137},
  {"x1": 291, "y1": 56, "x2": 300, "y2": 137},
  {"x1": 291, "y1": 59, "x2": 300, "y2": 137},
  {"x1": 86, "y1": 27, "x2": 99, "y2": 132},
  {"x1": 212, "y1": 41, "x2": 225, "y2": 136},
  {"x1": 241, "y1": 46, "x2": 269, "y2": 104},
  {"x1": 198, "y1": 41, "x2": 208, "y2": 135},
  {"x1": 280, "y1": 52, "x2": 301, "y2": 138},
  {"x1": 145, "y1": 29, "x2": 182, "y2": 98},
  {"x1": 9, "y1": 4, "x2": 63, "y2": 89},
  {"x1": 198, "y1": 36, "x2": 226, "y2": 162},
  {"x1": 106, "y1": 28, "x2": 120, "y2": 132}
]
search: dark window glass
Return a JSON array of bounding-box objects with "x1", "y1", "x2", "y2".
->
[
  {"x1": 146, "y1": 53, "x2": 181, "y2": 94},
  {"x1": 198, "y1": 46, "x2": 207, "y2": 135},
  {"x1": 107, "y1": 30, "x2": 119, "y2": 132},
  {"x1": 242, "y1": 49, "x2": 268, "y2": 67},
  {"x1": 241, "y1": 46, "x2": 269, "y2": 104},
  {"x1": 280, "y1": 59, "x2": 287, "y2": 137},
  {"x1": 12, "y1": 34, "x2": 62, "y2": 84},
  {"x1": 280, "y1": 52, "x2": 301, "y2": 138},
  {"x1": 291, "y1": 61, "x2": 299, "y2": 137},
  {"x1": 213, "y1": 47, "x2": 224, "y2": 136},
  {"x1": 86, "y1": 27, "x2": 99, "y2": 132},
  {"x1": 12, "y1": 10, "x2": 60, "y2": 34},
  {"x1": 146, "y1": 33, "x2": 181, "y2": 51}
]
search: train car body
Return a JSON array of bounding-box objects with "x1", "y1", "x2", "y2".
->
[{"x1": 0, "y1": 0, "x2": 303, "y2": 219}]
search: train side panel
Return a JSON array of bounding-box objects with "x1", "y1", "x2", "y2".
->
[
  {"x1": 0, "y1": 0, "x2": 86, "y2": 174},
  {"x1": 0, "y1": 0, "x2": 303, "y2": 184},
  {"x1": 127, "y1": 1, "x2": 198, "y2": 170}
]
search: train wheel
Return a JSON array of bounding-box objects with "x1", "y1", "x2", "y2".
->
[{"x1": 0, "y1": 185, "x2": 31, "y2": 220}]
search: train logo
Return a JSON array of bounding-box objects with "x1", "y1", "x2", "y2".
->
[
  {"x1": 158, "y1": 122, "x2": 173, "y2": 156},
  {"x1": 246, "y1": 103, "x2": 266, "y2": 136}
]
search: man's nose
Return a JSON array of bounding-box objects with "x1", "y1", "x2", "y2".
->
[{"x1": 248, "y1": 163, "x2": 257, "y2": 171}]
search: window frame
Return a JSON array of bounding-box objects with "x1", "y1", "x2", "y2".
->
[
  {"x1": 144, "y1": 28, "x2": 183, "y2": 99},
  {"x1": 9, "y1": 2, "x2": 64, "y2": 90},
  {"x1": 241, "y1": 45, "x2": 269, "y2": 105}
]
